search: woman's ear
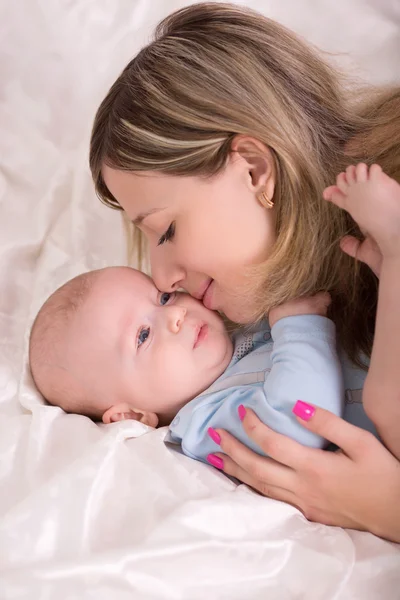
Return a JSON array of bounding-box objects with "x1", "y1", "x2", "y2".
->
[
  {"x1": 230, "y1": 135, "x2": 276, "y2": 200},
  {"x1": 102, "y1": 403, "x2": 159, "y2": 428}
]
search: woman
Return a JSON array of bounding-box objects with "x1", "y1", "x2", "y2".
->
[{"x1": 89, "y1": 3, "x2": 400, "y2": 540}]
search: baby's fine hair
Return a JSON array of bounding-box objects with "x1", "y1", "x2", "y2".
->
[
  {"x1": 89, "y1": 2, "x2": 400, "y2": 366},
  {"x1": 29, "y1": 271, "x2": 98, "y2": 416}
]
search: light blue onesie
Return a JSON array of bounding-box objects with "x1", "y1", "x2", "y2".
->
[{"x1": 167, "y1": 315, "x2": 377, "y2": 463}]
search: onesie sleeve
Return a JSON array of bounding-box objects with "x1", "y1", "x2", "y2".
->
[
  {"x1": 264, "y1": 314, "x2": 344, "y2": 437},
  {"x1": 169, "y1": 315, "x2": 344, "y2": 464}
]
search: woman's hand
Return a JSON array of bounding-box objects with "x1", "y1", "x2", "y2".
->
[{"x1": 207, "y1": 403, "x2": 400, "y2": 542}]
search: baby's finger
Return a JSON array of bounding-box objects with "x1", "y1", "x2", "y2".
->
[
  {"x1": 355, "y1": 162, "x2": 368, "y2": 182},
  {"x1": 323, "y1": 185, "x2": 346, "y2": 209},
  {"x1": 345, "y1": 165, "x2": 357, "y2": 185},
  {"x1": 369, "y1": 163, "x2": 382, "y2": 180},
  {"x1": 336, "y1": 171, "x2": 349, "y2": 194}
]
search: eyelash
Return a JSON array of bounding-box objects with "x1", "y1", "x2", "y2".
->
[
  {"x1": 157, "y1": 222, "x2": 175, "y2": 246},
  {"x1": 136, "y1": 293, "x2": 175, "y2": 349}
]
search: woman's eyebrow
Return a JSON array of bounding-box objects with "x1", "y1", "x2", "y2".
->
[{"x1": 133, "y1": 207, "x2": 166, "y2": 226}]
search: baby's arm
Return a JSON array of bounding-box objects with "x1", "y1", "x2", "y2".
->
[
  {"x1": 172, "y1": 294, "x2": 344, "y2": 463},
  {"x1": 264, "y1": 296, "x2": 344, "y2": 443},
  {"x1": 324, "y1": 164, "x2": 400, "y2": 457}
]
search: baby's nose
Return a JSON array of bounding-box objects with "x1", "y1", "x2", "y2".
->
[{"x1": 167, "y1": 306, "x2": 187, "y2": 333}]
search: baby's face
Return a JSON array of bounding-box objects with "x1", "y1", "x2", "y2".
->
[{"x1": 67, "y1": 268, "x2": 233, "y2": 423}]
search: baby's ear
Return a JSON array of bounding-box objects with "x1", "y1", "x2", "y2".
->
[
  {"x1": 102, "y1": 403, "x2": 158, "y2": 428},
  {"x1": 102, "y1": 404, "x2": 138, "y2": 424}
]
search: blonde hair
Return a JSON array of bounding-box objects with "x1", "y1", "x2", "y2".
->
[{"x1": 89, "y1": 2, "x2": 400, "y2": 366}]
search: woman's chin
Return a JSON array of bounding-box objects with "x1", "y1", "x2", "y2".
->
[{"x1": 221, "y1": 301, "x2": 256, "y2": 326}]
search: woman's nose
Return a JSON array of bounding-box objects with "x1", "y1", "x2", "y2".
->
[
  {"x1": 151, "y1": 248, "x2": 186, "y2": 293},
  {"x1": 166, "y1": 306, "x2": 187, "y2": 333}
]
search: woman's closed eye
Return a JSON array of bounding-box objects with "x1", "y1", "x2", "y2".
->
[{"x1": 158, "y1": 222, "x2": 175, "y2": 246}]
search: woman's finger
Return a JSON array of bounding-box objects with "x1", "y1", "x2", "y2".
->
[
  {"x1": 238, "y1": 407, "x2": 316, "y2": 469},
  {"x1": 209, "y1": 451, "x2": 301, "y2": 508},
  {"x1": 208, "y1": 427, "x2": 297, "y2": 489},
  {"x1": 208, "y1": 451, "x2": 364, "y2": 529},
  {"x1": 292, "y1": 401, "x2": 379, "y2": 459},
  {"x1": 340, "y1": 235, "x2": 382, "y2": 277},
  {"x1": 339, "y1": 235, "x2": 360, "y2": 259}
]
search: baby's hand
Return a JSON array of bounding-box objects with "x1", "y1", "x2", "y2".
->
[
  {"x1": 269, "y1": 292, "x2": 331, "y2": 328},
  {"x1": 323, "y1": 164, "x2": 400, "y2": 260}
]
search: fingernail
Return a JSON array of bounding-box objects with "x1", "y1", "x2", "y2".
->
[
  {"x1": 238, "y1": 404, "x2": 246, "y2": 421},
  {"x1": 207, "y1": 454, "x2": 224, "y2": 470},
  {"x1": 208, "y1": 427, "x2": 221, "y2": 445},
  {"x1": 292, "y1": 400, "x2": 315, "y2": 421}
]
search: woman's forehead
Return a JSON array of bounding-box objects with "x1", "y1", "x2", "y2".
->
[
  {"x1": 102, "y1": 166, "x2": 208, "y2": 204},
  {"x1": 103, "y1": 166, "x2": 169, "y2": 195}
]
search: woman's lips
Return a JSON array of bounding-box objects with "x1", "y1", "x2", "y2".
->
[
  {"x1": 194, "y1": 278, "x2": 213, "y2": 301},
  {"x1": 194, "y1": 323, "x2": 208, "y2": 348},
  {"x1": 202, "y1": 280, "x2": 215, "y2": 310}
]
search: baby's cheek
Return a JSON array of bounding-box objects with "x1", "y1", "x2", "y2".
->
[{"x1": 154, "y1": 351, "x2": 192, "y2": 394}]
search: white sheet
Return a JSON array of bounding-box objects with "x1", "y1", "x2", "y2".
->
[{"x1": 1, "y1": 1, "x2": 400, "y2": 598}]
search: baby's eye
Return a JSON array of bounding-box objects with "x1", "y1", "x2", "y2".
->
[
  {"x1": 159, "y1": 292, "x2": 174, "y2": 306},
  {"x1": 137, "y1": 327, "x2": 150, "y2": 348}
]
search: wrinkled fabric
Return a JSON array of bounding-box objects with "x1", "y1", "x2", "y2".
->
[{"x1": 0, "y1": 1, "x2": 400, "y2": 598}]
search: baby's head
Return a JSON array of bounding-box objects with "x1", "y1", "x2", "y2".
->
[{"x1": 29, "y1": 267, "x2": 233, "y2": 426}]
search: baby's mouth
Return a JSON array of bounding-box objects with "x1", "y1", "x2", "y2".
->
[{"x1": 193, "y1": 323, "x2": 208, "y2": 348}]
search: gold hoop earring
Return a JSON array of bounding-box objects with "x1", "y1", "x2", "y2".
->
[{"x1": 258, "y1": 190, "x2": 274, "y2": 209}]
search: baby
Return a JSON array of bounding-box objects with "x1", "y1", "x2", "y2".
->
[{"x1": 29, "y1": 266, "x2": 343, "y2": 463}]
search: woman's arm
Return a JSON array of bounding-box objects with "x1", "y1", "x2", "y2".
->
[
  {"x1": 206, "y1": 404, "x2": 400, "y2": 542},
  {"x1": 363, "y1": 256, "x2": 400, "y2": 458},
  {"x1": 324, "y1": 164, "x2": 400, "y2": 457}
]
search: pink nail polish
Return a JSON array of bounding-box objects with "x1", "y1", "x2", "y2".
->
[
  {"x1": 208, "y1": 427, "x2": 221, "y2": 445},
  {"x1": 292, "y1": 400, "x2": 315, "y2": 421},
  {"x1": 238, "y1": 404, "x2": 246, "y2": 421},
  {"x1": 207, "y1": 454, "x2": 224, "y2": 470}
]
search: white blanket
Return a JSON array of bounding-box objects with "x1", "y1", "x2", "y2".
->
[{"x1": 1, "y1": 1, "x2": 399, "y2": 598}]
